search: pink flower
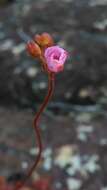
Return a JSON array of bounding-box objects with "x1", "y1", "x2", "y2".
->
[{"x1": 44, "y1": 46, "x2": 68, "y2": 73}]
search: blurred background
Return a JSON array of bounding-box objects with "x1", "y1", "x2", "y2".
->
[{"x1": 0, "y1": 0, "x2": 107, "y2": 189}]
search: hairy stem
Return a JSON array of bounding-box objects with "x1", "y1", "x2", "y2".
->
[{"x1": 15, "y1": 72, "x2": 55, "y2": 190}]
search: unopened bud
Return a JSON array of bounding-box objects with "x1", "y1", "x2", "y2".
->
[
  {"x1": 34, "y1": 33, "x2": 54, "y2": 48},
  {"x1": 26, "y1": 41, "x2": 41, "y2": 57}
]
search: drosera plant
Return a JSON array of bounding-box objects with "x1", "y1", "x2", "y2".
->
[{"x1": 15, "y1": 33, "x2": 68, "y2": 190}]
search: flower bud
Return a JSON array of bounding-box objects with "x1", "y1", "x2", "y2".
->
[
  {"x1": 34, "y1": 33, "x2": 54, "y2": 48},
  {"x1": 26, "y1": 41, "x2": 41, "y2": 57}
]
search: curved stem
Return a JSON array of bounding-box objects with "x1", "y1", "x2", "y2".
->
[{"x1": 14, "y1": 72, "x2": 55, "y2": 190}]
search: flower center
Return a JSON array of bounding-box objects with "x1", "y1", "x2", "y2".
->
[
  {"x1": 53, "y1": 55, "x2": 59, "y2": 60},
  {"x1": 53, "y1": 53, "x2": 61, "y2": 60}
]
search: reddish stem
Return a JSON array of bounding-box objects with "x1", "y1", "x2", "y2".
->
[{"x1": 14, "y1": 72, "x2": 55, "y2": 190}]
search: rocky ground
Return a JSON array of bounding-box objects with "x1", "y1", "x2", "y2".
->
[{"x1": 1, "y1": 0, "x2": 107, "y2": 189}]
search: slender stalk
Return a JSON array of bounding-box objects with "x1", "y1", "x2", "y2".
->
[{"x1": 14, "y1": 72, "x2": 55, "y2": 190}]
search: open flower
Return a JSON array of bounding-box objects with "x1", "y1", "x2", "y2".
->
[{"x1": 44, "y1": 45, "x2": 68, "y2": 73}]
